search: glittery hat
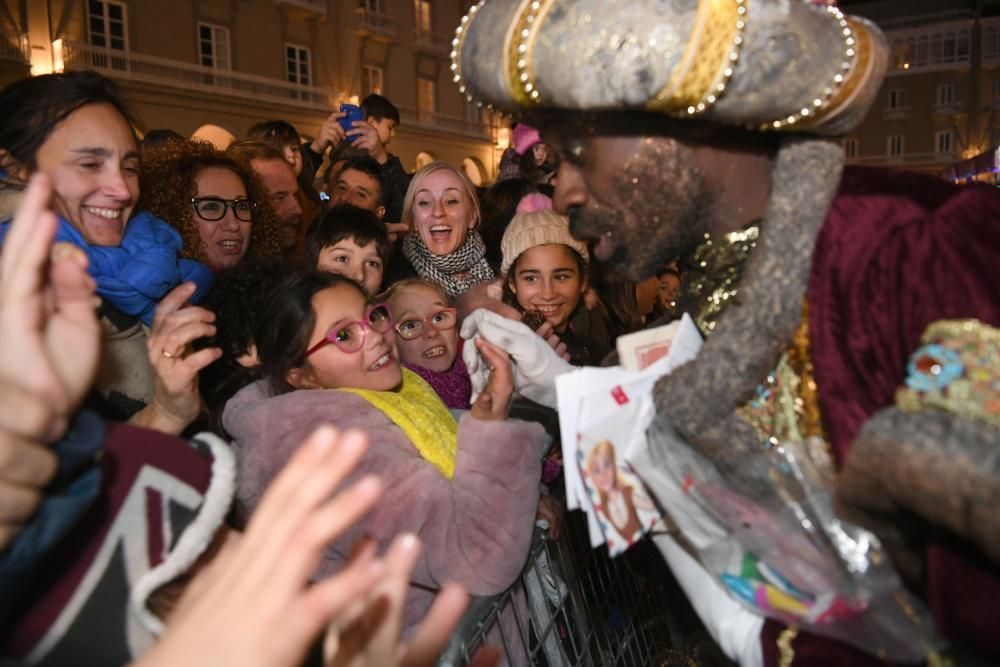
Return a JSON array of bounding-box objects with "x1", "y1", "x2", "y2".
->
[{"x1": 451, "y1": 0, "x2": 888, "y2": 135}]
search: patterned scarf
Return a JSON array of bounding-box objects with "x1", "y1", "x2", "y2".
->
[{"x1": 402, "y1": 230, "x2": 495, "y2": 298}]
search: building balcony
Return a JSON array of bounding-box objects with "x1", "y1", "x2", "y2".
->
[
  {"x1": 882, "y1": 106, "x2": 911, "y2": 121},
  {"x1": 399, "y1": 106, "x2": 492, "y2": 140},
  {"x1": 61, "y1": 40, "x2": 334, "y2": 111},
  {"x1": 413, "y1": 27, "x2": 450, "y2": 56},
  {"x1": 932, "y1": 101, "x2": 963, "y2": 115},
  {"x1": 847, "y1": 151, "x2": 949, "y2": 168},
  {"x1": 355, "y1": 8, "x2": 397, "y2": 42},
  {"x1": 275, "y1": 0, "x2": 327, "y2": 20},
  {"x1": 0, "y1": 30, "x2": 29, "y2": 63}
]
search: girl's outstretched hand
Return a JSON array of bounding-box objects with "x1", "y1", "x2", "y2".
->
[{"x1": 469, "y1": 337, "x2": 514, "y2": 421}]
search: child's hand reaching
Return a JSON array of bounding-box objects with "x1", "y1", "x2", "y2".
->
[{"x1": 469, "y1": 338, "x2": 514, "y2": 421}]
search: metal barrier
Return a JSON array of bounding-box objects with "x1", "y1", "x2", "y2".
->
[{"x1": 438, "y1": 512, "x2": 689, "y2": 667}]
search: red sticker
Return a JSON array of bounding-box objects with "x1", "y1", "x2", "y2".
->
[
  {"x1": 611, "y1": 386, "x2": 629, "y2": 405},
  {"x1": 682, "y1": 474, "x2": 694, "y2": 493}
]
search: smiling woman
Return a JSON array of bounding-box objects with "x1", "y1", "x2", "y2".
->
[
  {"x1": 398, "y1": 161, "x2": 494, "y2": 298},
  {"x1": 140, "y1": 139, "x2": 284, "y2": 272},
  {"x1": 0, "y1": 71, "x2": 220, "y2": 433}
]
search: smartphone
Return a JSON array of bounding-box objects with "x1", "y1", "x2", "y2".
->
[{"x1": 338, "y1": 103, "x2": 365, "y2": 141}]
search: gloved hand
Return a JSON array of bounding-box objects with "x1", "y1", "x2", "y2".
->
[{"x1": 460, "y1": 309, "x2": 573, "y2": 409}]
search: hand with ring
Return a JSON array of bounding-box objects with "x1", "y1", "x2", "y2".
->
[{"x1": 131, "y1": 282, "x2": 222, "y2": 435}]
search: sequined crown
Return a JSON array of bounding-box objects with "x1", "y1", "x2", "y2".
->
[{"x1": 452, "y1": 0, "x2": 889, "y2": 135}]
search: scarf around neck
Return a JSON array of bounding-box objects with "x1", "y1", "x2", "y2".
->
[
  {"x1": 404, "y1": 352, "x2": 472, "y2": 410},
  {"x1": 343, "y1": 368, "x2": 459, "y2": 479},
  {"x1": 0, "y1": 211, "x2": 213, "y2": 325},
  {"x1": 402, "y1": 230, "x2": 495, "y2": 298}
]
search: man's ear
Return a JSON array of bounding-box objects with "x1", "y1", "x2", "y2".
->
[
  {"x1": 375, "y1": 205, "x2": 386, "y2": 220},
  {"x1": 286, "y1": 365, "x2": 318, "y2": 390}
]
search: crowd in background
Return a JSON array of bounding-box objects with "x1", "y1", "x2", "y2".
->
[{"x1": 0, "y1": 70, "x2": 683, "y2": 666}]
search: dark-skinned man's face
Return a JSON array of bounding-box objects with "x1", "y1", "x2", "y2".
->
[{"x1": 537, "y1": 113, "x2": 713, "y2": 281}]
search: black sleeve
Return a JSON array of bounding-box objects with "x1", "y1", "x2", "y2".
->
[
  {"x1": 380, "y1": 154, "x2": 412, "y2": 223},
  {"x1": 301, "y1": 141, "x2": 324, "y2": 173}
]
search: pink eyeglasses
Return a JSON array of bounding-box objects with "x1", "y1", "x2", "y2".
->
[{"x1": 305, "y1": 303, "x2": 393, "y2": 356}]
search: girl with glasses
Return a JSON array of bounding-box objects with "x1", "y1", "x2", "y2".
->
[
  {"x1": 380, "y1": 279, "x2": 471, "y2": 410},
  {"x1": 222, "y1": 271, "x2": 549, "y2": 642}
]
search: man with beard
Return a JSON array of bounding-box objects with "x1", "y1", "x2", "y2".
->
[
  {"x1": 227, "y1": 140, "x2": 304, "y2": 258},
  {"x1": 455, "y1": 1, "x2": 1000, "y2": 665}
]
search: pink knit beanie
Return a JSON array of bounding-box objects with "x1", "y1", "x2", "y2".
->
[{"x1": 512, "y1": 124, "x2": 543, "y2": 155}]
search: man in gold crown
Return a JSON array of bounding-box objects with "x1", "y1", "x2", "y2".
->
[{"x1": 456, "y1": 0, "x2": 1000, "y2": 665}]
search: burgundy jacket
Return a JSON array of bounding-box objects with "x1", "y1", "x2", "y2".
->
[{"x1": 762, "y1": 167, "x2": 1000, "y2": 664}]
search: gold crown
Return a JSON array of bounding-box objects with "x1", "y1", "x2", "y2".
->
[{"x1": 452, "y1": 0, "x2": 888, "y2": 135}]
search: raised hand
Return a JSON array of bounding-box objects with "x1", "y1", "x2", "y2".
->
[
  {"x1": 469, "y1": 338, "x2": 514, "y2": 421},
  {"x1": 132, "y1": 283, "x2": 222, "y2": 434},
  {"x1": 138, "y1": 426, "x2": 386, "y2": 667},
  {"x1": 311, "y1": 111, "x2": 348, "y2": 155},
  {"x1": 0, "y1": 174, "x2": 100, "y2": 549}
]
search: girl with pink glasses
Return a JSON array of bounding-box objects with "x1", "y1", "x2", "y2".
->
[{"x1": 221, "y1": 272, "x2": 548, "y2": 638}]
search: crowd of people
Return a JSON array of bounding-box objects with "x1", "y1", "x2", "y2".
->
[
  {"x1": 0, "y1": 67, "x2": 672, "y2": 667},
  {"x1": 3, "y1": 0, "x2": 1000, "y2": 665}
]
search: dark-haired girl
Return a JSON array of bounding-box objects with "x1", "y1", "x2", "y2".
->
[{"x1": 222, "y1": 272, "x2": 547, "y2": 634}]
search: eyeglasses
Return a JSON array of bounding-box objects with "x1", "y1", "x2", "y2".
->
[
  {"x1": 394, "y1": 308, "x2": 457, "y2": 340},
  {"x1": 305, "y1": 303, "x2": 393, "y2": 356},
  {"x1": 191, "y1": 197, "x2": 258, "y2": 222}
]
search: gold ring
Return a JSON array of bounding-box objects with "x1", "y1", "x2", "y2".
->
[{"x1": 162, "y1": 349, "x2": 175, "y2": 359}]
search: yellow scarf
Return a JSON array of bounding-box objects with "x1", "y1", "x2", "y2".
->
[{"x1": 343, "y1": 368, "x2": 458, "y2": 479}]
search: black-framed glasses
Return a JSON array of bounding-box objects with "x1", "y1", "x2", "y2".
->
[
  {"x1": 394, "y1": 308, "x2": 457, "y2": 340},
  {"x1": 306, "y1": 303, "x2": 394, "y2": 356},
  {"x1": 191, "y1": 197, "x2": 258, "y2": 222}
]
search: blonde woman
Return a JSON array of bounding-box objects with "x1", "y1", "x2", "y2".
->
[{"x1": 393, "y1": 162, "x2": 493, "y2": 297}]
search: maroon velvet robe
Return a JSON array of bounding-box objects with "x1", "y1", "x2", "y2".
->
[{"x1": 761, "y1": 167, "x2": 1000, "y2": 664}]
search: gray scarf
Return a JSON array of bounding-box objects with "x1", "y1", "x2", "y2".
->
[{"x1": 403, "y1": 230, "x2": 495, "y2": 298}]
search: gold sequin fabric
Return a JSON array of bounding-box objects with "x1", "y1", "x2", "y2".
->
[
  {"x1": 677, "y1": 222, "x2": 758, "y2": 335},
  {"x1": 896, "y1": 319, "x2": 1000, "y2": 430},
  {"x1": 678, "y1": 224, "x2": 828, "y2": 455}
]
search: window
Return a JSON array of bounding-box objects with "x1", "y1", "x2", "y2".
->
[
  {"x1": 984, "y1": 27, "x2": 1000, "y2": 64},
  {"x1": 286, "y1": 44, "x2": 311, "y2": 86},
  {"x1": 414, "y1": 0, "x2": 432, "y2": 33},
  {"x1": 935, "y1": 129, "x2": 954, "y2": 156},
  {"x1": 88, "y1": 0, "x2": 128, "y2": 51},
  {"x1": 359, "y1": 0, "x2": 381, "y2": 11},
  {"x1": 888, "y1": 89, "x2": 906, "y2": 109},
  {"x1": 417, "y1": 76, "x2": 436, "y2": 121},
  {"x1": 898, "y1": 27, "x2": 972, "y2": 70},
  {"x1": 198, "y1": 23, "x2": 230, "y2": 70},
  {"x1": 936, "y1": 82, "x2": 957, "y2": 106},
  {"x1": 887, "y1": 135, "x2": 905, "y2": 159},
  {"x1": 843, "y1": 138, "x2": 858, "y2": 159},
  {"x1": 362, "y1": 65, "x2": 383, "y2": 96}
]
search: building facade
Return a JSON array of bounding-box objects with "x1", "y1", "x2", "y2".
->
[
  {"x1": 0, "y1": 0, "x2": 502, "y2": 183},
  {"x1": 845, "y1": 0, "x2": 1000, "y2": 180}
]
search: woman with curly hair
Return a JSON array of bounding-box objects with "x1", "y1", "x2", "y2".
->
[{"x1": 140, "y1": 139, "x2": 284, "y2": 272}]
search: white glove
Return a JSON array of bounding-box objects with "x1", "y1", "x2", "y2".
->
[{"x1": 460, "y1": 308, "x2": 573, "y2": 409}]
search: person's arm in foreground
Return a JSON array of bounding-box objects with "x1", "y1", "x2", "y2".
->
[
  {"x1": 138, "y1": 425, "x2": 497, "y2": 667},
  {"x1": 0, "y1": 173, "x2": 99, "y2": 550}
]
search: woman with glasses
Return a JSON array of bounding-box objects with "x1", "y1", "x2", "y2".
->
[
  {"x1": 0, "y1": 71, "x2": 218, "y2": 434},
  {"x1": 141, "y1": 138, "x2": 284, "y2": 272},
  {"x1": 380, "y1": 279, "x2": 470, "y2": 410},
  {"x1": 222, "y1": 271, "x2": 548, "y2": 641}
]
